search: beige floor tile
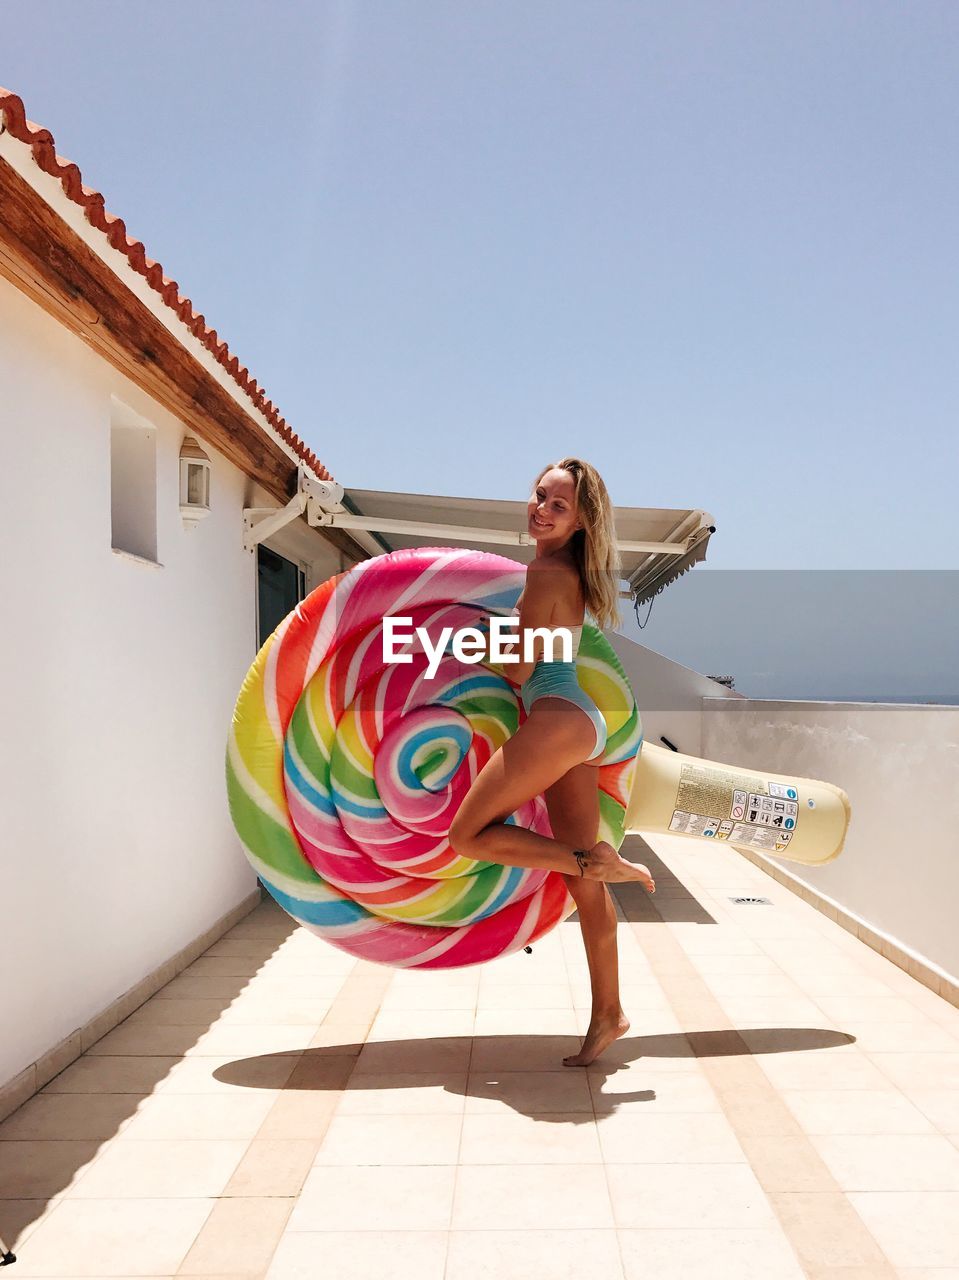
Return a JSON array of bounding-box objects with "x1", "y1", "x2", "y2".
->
[
  {"x1": 289, "y1": 1164, "x2": 456, "y2": 1231},
  {"x1": 606, "y1": 1162, "x2": 777, "y2": 1228},
  {"x1": 255, "y1": 1091, "x2": 341, "y2": 1141},
  {"x1": 118, "y1": 1092, "x2": 277, "y2": 1140},
  {"x1": 86, "y1": 1024, "x2": 206, "y2": 1057},
  {"x1": 813, "y1": 994, "x2": 943, "y2": 1023},
  {"x1": 378, "y1": 985, "x2": 478, "y2": 1011},
  {"x1": 781, "y1": 1088, "x2": 937, "y2": 1135},
  {"x1": 589, "y1": 1067, "x2": 720, "y2": 1113},
  {"x1": 691, "y1": 954, "x2": 785, "y2": 975},
  {"x1": 897, "y1": 1271, "x2": 959, "y2": 1279},
  {"x1": 9, "y1": 1197, "x2": 214, "y2": 1276},
  {"x1": 597, "y1": 1111, "x2": 748, "y2": 1163},
  {"x1": 735, "y1": 1132, "x2": 838, "y2": 1194},
  {"x1": 156, "y1": 973, "x2": 253, "y2": 1000},
  {"x1": 479, "y1": 955, "x2": 576, "y2": 985},
  {"x1": 335, "y1": 1072, "x2": 467, "y2": 1115},
  {"x1": 313, "y1": 1112, "x2": 462, "y2": 1165},
  {"x1": 839, "y1": 1021, "x2": 959, "y2": 1053},
  {"x1": 701, "y1": 973, "x2": 811, "y2": 998},
  {"x1": 798, "y1": 974, "x2": 900, "y2": 999},
  {"x1": 156, "y1": 1051, "x2": 301, "y2": 1094},
  {"x1": 769, "y1": 1190, "x2": 914, "y2": 1269},
  {"x1": 123, "y1": 997, "x2": 234, "y2": 1027},
  {"x1": 216, "y1": 998, "x2": 333, "y2": 1026},
  {"x1": 0, "y1": 1093, "x2": 143, "y2": 1141},
  {"x1": 473, "y1": 1008, "x2": 579, "y2": 1037},
  {"x1": 185, "y1": 956, "x2": 277, "y2": 979},
  {"x1": 451, "y1": 1162, "x2": 613, "y2": 1230},
  {"x1": 907, "y1": 1090, "x2": 959, "y2": 1134},
  {"x1": 618, "y1": 1226, "x2": 806, "y2": 1279},
  {"x1": 187, "y1": 1025, "x2": 318, "y2": 1056},
  {"x1": 464, "y1": 1069, "x2": 592, "y2": 1114},
  {"x1": 389, "y1": 968, "x2": 478, "y2": 988},
  {"x1": 223, "y1": 1139, "x2": 317, "y2": 1197},
  {"x1": 719, "y1": 997, "x2": 836, "y2": 1025},
  {"x1": 665, "y1": 933, "x2": 763, "y2": 956},
  {"x1": 204, "y1": 937, "x2": 284, "y2": 958},
  {"x1": 868, "y1": 1053, "x2": 959, "y2": 1092},
  {"x1": 367, "y1": 1010, "x2": 475, "y2": 1041},
  {"x1": 41, "y1": 1056, "x2": 180, "y2": 1095},
  {"x1": 459, "y1": 1111, "x2": 602, "y2": 1164},
  {"x1": 850, "y1": 1191, "x2": 959, "y2": 1268},
  {"x1": 68, "y1": 1139, "x2": 248, "y2": 1198},
  {"x1": 224, "y1": 921, "x2": 295, "y2": 942},
  {"x1": 307, "y1": 1022, "x2": 370, "y2": 1054},
  {"x1": 267, "y1": 1229, "x2": 448, "y2": 1279},
  {"x1": 474, "y1": 983, "x2": 573, "y2": 1010},
  {"x1": 179, "y1": 1195, "x2": 293, "y2": 1275},
  {"x1": 807, "y1": 1133, "x2": 959, "y2": 1191},
  {"x1": 445, "y1": 1228, "x2": 623, "y2": 1280},
  {"x1": 242, "y1": 973, "x2": 349, "y2": 998},
  {"x1": 755, "y1": 1048, "x2": 893, "y2": 1091},
  {"x1": 0, "y1": 1140, "x2": 103, "y2": 1199}
]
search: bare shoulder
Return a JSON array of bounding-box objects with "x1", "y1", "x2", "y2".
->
[
  {"x1": 525, "y1": 556, "x2": 582, "y2": 608},
  {"x1": 526, "y1": 556, "x2": 578, "y2": 584}
]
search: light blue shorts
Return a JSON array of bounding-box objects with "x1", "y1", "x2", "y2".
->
[{"x1": 520, "y1": 660, "x2": 608, "y2": 763}]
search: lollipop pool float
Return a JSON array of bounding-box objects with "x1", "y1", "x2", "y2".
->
[{"x1": 225, "y1": 546, "x2": 642, "y2": 969}]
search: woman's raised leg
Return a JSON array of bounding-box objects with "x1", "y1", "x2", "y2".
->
[{"x1": 448, "y1": 700, "x2": 651, "y2": 886}]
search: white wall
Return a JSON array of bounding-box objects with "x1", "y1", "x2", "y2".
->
[
  {"x1": 0, "y1": 274, "x2": 341, "y2": 1087},
  {"x1": 606, "y1": 632, "x2": 959, "y2": 981},
  {"x1": 701, "y1": 698, "x2": 959, "y2": 980}
]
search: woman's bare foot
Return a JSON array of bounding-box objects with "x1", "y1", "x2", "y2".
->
[
  {"x1": 580, "y1": 841, "x2": 656, "y2": 892},
  {"x1": 563, "y1": 1011, "x2": 631, "y2": 1067}
]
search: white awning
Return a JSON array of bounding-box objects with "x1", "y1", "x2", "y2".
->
[{"x1": 308, "y1": 487, "x2": 716, "y2": 610}]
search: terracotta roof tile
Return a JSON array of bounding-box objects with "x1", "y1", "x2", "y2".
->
[{"x1": 0, "y1": 87, "x2": 334, "y2": 482}]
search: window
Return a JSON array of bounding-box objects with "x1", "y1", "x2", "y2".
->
[
  {"x1": 257, "y1": 545, "x2": 306, "y2": 649},
  {"x1": 110, "y1": 397, "x2": 158, "y2": 562}
]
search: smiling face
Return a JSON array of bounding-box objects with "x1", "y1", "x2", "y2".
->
[{"x1": 527, "y1": 466, "x2": 583, "y2": 545}]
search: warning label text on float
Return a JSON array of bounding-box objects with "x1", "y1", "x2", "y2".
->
[{"x1": 670, "y1": 763, "x2": 799, "y2": 853}]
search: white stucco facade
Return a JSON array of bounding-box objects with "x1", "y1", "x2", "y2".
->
[{"x1": 0, "y1": 271, "x2": 344, "y2": 1088}]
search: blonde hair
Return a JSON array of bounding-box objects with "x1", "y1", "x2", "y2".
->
[{"x1": 533, "y1": 457, "x2": 622, "y2": 631}]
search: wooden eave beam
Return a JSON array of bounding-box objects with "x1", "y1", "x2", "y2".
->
[{"x1": 0, "y1": 155, "x2": 365, "y2": 564}]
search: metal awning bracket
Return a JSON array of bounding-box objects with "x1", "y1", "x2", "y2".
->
[{"x1": 243, "y1": 466, "x2": 345, "y2": 553}]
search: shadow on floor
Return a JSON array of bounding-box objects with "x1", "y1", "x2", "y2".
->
[{"x1": 214, "y1": 1023, "x2": 857, "y2": 1123}]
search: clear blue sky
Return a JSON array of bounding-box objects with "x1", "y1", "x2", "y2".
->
[{"x1": 6, "y1": 1, "x2": 957, "y2": 575}]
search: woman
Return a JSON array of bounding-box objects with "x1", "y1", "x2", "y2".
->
[{"x1": 448, "y1": 457, "x2": 655, "y2": 1067}]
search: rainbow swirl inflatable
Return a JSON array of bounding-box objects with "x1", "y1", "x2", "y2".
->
[{"x1": 225, "y1": 546, "x2": 642, "y2": 969}]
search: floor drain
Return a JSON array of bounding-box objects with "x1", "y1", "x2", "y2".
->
[{"x1": 729, "y1": 896, "x2": 773, "y2": 905}]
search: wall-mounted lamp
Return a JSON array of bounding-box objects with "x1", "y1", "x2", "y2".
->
[{"x1": 179, "y1": 436, "x2": 212, "y2": 524}]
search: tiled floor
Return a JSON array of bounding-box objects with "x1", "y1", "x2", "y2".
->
[{"x1": 4, "y1": 831, "x2": 959, "y2": 1278}]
